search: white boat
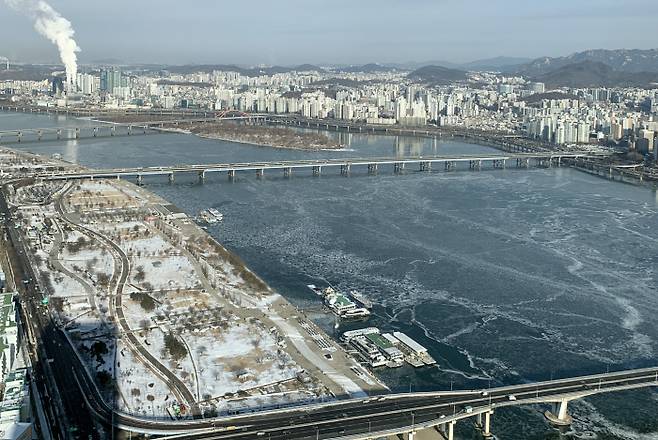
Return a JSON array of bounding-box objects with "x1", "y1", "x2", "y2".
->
[
  {"x1": 208, "y1": 208, "x2": 224, "y2": 221},
  {"x1": 307, "y1": 284, "x2": 325, "y2": 296},
  {"x1": 197, "y1": 210, "x2": 218, "y2": 224},
  {"x1": 341, "y1": 307, "x2": 371, "y2": 319},
  {"x1": 349, "y1": 290, "x2": 373, "y2": 309}
]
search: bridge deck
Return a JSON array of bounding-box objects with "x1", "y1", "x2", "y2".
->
[
  {"x1": 0, "y1": 116, "x2": 262, "y2": 135},
  {"x1": 38, "y1": 153, "x2": 596, "y2": 181}
]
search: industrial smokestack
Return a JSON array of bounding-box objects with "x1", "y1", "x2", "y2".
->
[{"x1": 4, "y1": 0, "x2": 80, "y2": 89}]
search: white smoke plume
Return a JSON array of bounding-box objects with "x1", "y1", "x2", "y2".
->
[{"x1": 4, "y1": 0, "x2": 80, "y2": 88}]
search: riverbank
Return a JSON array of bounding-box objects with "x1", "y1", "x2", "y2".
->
[{"x1": 0, "y1": 145, "x2": 386, "y2": 419}]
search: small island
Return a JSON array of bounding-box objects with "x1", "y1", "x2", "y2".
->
[
  {"x1": 183, "y1": 121, "x2": 343, "y2": 151},
  {"x1": 94, "y1": 116, "x2": 343, "y2": 151}
]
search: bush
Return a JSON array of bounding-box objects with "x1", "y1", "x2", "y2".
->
[
  {"x1": 97, "y1": 371, "x2": 112, "y2": 386},
  {"x1": 164, "y1": 332, "x2": 187, "y2": 361},
  {"x1": 130, "y1": 291, "x2": 156, "y2": 311}
]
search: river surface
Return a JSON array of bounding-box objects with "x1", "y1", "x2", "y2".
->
[{"x1": 3, "y1": 111, "x2": 658, "y2": 439}]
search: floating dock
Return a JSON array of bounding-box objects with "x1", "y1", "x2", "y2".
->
[
  {"x1": 342, "y1": 328, "x2": 436, "y2": 369},
  {"x1": 308, "y1": 285, "x2": 370, "y2": 319}
]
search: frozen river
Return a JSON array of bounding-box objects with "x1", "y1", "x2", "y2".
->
[{"x1": 4, "y1": 110, "x2": 658, "y2": 439}]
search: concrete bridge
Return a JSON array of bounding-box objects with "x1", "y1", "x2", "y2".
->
[
  {"x1": 0, "y1": 104, "x2": 239, "y2": 118},
  {"x1": 267, "y1": 115, "x2": 550, "y2": 154},
  {"x1": 0, "y1": 115, "x2": 267, "y2": 144},
  {"x1": 0, "y1": 106, "x2": 556, "y2": 153},
  {"x1": 35, "y1": 152, "x2": 599, "y2": 185}
]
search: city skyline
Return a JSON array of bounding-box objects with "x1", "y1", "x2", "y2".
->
[
  {"x1": 1, "y1": 0, "x2": 658, "y2": 66},
  {"x1": 2, "y1": 1, "x2": 658, "y2": 439}
]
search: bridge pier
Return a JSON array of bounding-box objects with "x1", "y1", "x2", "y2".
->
[
  {"x1": 367, "y1": 163, "x2": 378, "y2": 174},
  {"x1": 419, "y1": 162, "x2": 431, "y2": 172},
  {"x1": 111, "y1": 126, "x2": 116, "y2": 136},
  {"x1": 256, "y1": 169, "x2": 264, "y2": 179},
  {"x1": 312, "y1": 166, "x2": 322, "y2": 176},
  {"x1": 283, "y1": 167, "x2": 292, "y2": 178},
  {"x1": 75, "y1": 128, "x2": 80, "y2": 139},
  {"x1": 37, "y1": 130, "x2": 42, "y2": 141},
  {"x1": 482, "y1": 411, "x2": 494, "y2": 438},
  {"x1": 444, "y1": 161, "x2": 455, "y2": 171},
  {"x1": 394, "y1": 163, "x2": 405, "y2": 173},
  {"x1": 136, "y1": 175, "x2": 143, "y2": 185},
  {"x1": 227, "y1": 170, "x2": 235, "y2": 180},
  {"x1": 341, "y1": 164, "x2": 351, "y2": 176},
  {"x1": 17, "y1": 132, "x2": 22, "y2": 143},
  {"x1": 93, "y1": 127, "x2": 98, "y2": 137},
  {"x1": 56, "y1": 129, "x2": 61, "y2": 140},
  {"x1": 168, "y1": 173, "x2": 175, "y2": 184},
  {"x1": 545, "y1": 399, "x2": 572, "y2": 426},
  {"x1": 443, "y1": 421, "x2": 455, "y2": 440}
]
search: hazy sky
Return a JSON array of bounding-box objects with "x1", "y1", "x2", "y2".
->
[{"x1": 1, "y1": 0, "x2": 657, "y2": 66}]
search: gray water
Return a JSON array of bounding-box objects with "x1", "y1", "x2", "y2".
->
[{"x1": 4, "y1": 111, "x2": 658, "y2": 439}]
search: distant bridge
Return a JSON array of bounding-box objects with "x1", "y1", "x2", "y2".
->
[
  {"x1": 0, "y1": 105, "x2": 554, "y2": 153},
  {"x1": 0, "y1": 115, "x2": 266, "y2": 144},
  {"x1": 36, "y1": 152, "x2": 600, "y2": 184}
]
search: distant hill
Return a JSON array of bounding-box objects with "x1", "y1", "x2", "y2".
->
[
  {"x1": 336, "y1": 63, "x2": 398, "y2": 73},
  {"x1": 407, "y1": 65, "x2": 468, "y2": 85},
  {"x1": 532, "y1": 61, "x2": 658, "y2": 88},
  {"x1": 516, "y1": 49, "x2": 658, "y2": 75},
  {"x1": 294, "y1": 64, "x2": 325, "y2": 73},
  {"x1": 164, "y1": 64, "x2": 323, "y2": 77},
  {"x1": 0, "y1": 64, "x2": 60, "y2": 81},
  {"x1": 460, "y1": 56, "x2": 532, "y2": 71}
]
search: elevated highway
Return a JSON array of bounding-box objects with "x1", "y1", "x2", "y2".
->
[{"x1": 79, "y1": 366, "x2": 658, "y2": 438}]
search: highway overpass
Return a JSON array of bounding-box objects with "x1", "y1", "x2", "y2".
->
[{"x1": 84, "y1": 366, "x2": 658, "y2": 439}]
